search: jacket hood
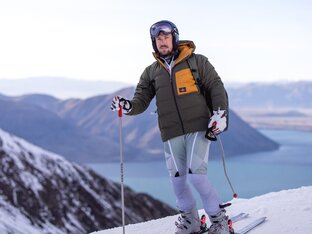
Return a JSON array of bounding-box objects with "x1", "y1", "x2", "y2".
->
[
  {"x1": 175, "y1": 40, "x2": 196, "y2": 65},
  {"x1": 178, "y1": 40, "x2": 196, "y2": 52}
]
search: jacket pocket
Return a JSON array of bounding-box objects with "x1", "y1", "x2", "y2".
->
[{"x1": 175, "y1": 68, "x2": 199, "y2": 95}]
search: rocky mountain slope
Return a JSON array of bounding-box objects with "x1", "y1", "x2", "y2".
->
[{"x1": 0, "y1": 128, "x2": 176, "y2": 234}]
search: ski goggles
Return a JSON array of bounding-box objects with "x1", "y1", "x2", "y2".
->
[{"x1": 150, "y1": 21, "x2": 173, "y2": 38}]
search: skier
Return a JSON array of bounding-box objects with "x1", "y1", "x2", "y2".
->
[{"x1": 111, "y1": 20, "x2": 229, "y2": 234}]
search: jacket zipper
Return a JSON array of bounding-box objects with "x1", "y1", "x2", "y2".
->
[
  {"x1": 160, "y1": 57, "x2": 186, "y2": 135},
  {"x1": 168, "y1": 66, "x2": 185, "y2": 134}
]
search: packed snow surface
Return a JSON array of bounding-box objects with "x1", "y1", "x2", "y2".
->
[{"x1": 91, "y1": 186, "x2": 312, "y2": 234}]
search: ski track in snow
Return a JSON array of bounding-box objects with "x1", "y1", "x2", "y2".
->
[{"x1": 91, "y1": 186, "x2": 312, "y2": 234}]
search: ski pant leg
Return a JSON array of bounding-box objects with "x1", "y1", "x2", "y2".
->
[
  {"x1": 164, "y1": 135, "x2": 196, "y2": 212},
  {"x1": 185, "y1": 131, "x2": 222, "y2": 216},
  {"x1": 164, "y1": 132, "x2": 222, "y2": 214},
  {"x1": 189, "y1": 174, "x2": 221, "y2": 215},
  {"x1": 164, "y1": 135, "x2": 187, "y2": 177},
  {"x1": 170, "y1": 175, "x2": 196, "y2": 212}
]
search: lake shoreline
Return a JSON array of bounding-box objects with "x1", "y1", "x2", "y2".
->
[{"x1": 88, "y1": 129, "x2": 312, "y2": 208}]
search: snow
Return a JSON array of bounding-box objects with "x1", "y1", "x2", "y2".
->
[
  {"x1": 90, "y1": 186, "x2": 312, "y2": 234},
  {"x1": 0, "y1": 128, "x2": 85, "y2": 233},
  {"x1": 0, "y1": 196, "x2": 63, "y2": 234},
  {"x1": 0, "y1": 128, "x2": 83, "y2": 179}
]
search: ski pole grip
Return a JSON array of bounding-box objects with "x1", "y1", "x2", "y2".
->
[
  {"x1": 205, "y1": 122, "x2": 217, "y2": 141},
  {"x1": 205, "y1": 128, "x2": 217, "y2": 141},
  {"x1": 118, "y1": 104, "x2": 122, "y2": 118}
]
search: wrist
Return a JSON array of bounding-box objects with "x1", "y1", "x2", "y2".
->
[{"x1": 213, "y1": 109, "x2": 227, "y2": 117}]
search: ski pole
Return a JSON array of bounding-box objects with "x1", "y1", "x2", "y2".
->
[
  {"x1": 216, "y1": 135, "x2": 238, "y2": 198},
  {"x1": 118, "y1": 105, "x2": 126, "y2": 234}
]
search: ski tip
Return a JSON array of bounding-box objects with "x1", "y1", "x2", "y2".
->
[{"x1": 234, "y1": 216, "x2": 267, "y2": 234}]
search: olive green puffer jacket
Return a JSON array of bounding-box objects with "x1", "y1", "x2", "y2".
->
[{"x1": 127, "y1": 40, "x2": 227, "y2": 142}]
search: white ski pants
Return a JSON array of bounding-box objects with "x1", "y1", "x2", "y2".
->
[{"x1": 164, "y1": 131, "x2": 221, "y2": 215}]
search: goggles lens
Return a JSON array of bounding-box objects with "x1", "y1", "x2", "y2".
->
[{"x1": 150, "y1": 22, "x2": 173, "y2": 38}]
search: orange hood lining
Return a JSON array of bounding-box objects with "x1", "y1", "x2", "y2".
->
[{"x1": 153, "y1": 40, "x2": 196, "y2": 68}]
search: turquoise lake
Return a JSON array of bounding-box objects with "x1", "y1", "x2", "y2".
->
[{"x1": 88, "y1": 129, "x2": 312, "y2": 208}]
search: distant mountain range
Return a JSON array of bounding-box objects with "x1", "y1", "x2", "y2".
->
[
  {"x1": 0, "y1": 88, "x2": 278, "y2": 163},
  {"x1": 1, "y1": 77, "x2": 311, "y2": 109},
  {"x1": 226, "y1": 81, "x2": 312, "y2": 109},
  {"x1": 0, "y1": 128, "x2": 176, "y2": 233}
]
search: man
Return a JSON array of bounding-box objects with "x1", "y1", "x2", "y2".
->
[{"x1": 111, "y1": 20, "x2": 230, "y2": 234}]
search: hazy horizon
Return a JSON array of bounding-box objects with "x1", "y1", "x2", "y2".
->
[{"x1": 0, "y1": 76, "x2": 311, "y2": 99}]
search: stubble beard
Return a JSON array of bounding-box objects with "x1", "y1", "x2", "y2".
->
[{"x1": 159, "y1": 48, "x2": 172, "y2": 57}]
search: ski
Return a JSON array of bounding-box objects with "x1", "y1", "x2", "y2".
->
[
  {"x1": 198, "y1": 213, "x2": 266, "y2": 234},
  {"x1": 198, "y1": 212, "x2": 249, "y2": 234},
  {"x1": 230, "y1": 213, "x2": 249, "y2": 222},
  {"x1": 234, "y1": 217, "x2": 266, "y2": 234}
]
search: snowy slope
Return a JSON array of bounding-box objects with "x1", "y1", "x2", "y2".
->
[
  {"x1": 0, "y1": 128, "x2": 176, "y2": 234},
  {"x1": 91, "y1": 186, "x2": 312, "y2": 234}
]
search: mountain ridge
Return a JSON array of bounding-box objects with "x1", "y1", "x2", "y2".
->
[
  {"x1": 0, "y1": 88, "x2": 279, "y2": 163},
  {"x1": 1, "y1": 77, "x2": 311, "y2": 104},
  {"x1": 226, "y1": 81, "x2": 312, "y2": 109}
]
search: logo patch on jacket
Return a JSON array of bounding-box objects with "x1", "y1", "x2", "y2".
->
[{"x1": 179, "y1": 87, "x2": 187, "y2": 93}]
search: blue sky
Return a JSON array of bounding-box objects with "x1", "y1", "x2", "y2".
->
[{"x1": 0, "y1": 0, "x2": 311, "y2": 84}]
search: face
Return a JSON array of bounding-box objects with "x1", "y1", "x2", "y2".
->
[{"x1": 155, "y1": 32, "x2": 173, "y2": 56}]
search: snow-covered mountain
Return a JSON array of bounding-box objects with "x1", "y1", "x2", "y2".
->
[
  {"x1": 0, "y1": 128, "x2": 176, "y2": 234},
  {"x1": 92, "y1": 186, "x2": 312, "y2": 234}
]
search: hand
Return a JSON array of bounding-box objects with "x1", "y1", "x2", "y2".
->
[
  {"x1": 208, "y1": 109, "x2": 227, "y2": 135},
  {"x1": 110, "y1": 96, "x2": 132, "y2": 114}
]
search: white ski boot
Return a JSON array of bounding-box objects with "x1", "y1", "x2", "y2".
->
[
  {"x1": 208, "y1": 209, "x2": 233, "y2": 234},
  {"x1": 175, "y1": 207, "x2": 200, "y2": 234}
]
